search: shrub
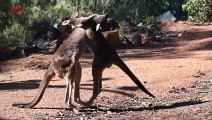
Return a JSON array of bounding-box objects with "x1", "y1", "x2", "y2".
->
[
  {"x1": 200, "y1": 0, "x2": 212, "y2": 22},
  {"x1": 182, "y1": 0, "x2": 203, "y2": 22},
  {"x1": 0, "y1": 21, "x2": 26, "y2": 51},
  {"x1": 143, "y1": 16, "x2": 155, "y2": 25}
]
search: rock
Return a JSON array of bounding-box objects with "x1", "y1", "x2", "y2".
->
[
  {"x1": 171, "y1": 86, "x2": 176, "y2": 89},
  {"x1": 137, "y1": 23, "x2": 143, "y2": 27},
  {"x1": 107, "y1": 111, "x2": 112, "y2": 114},
  {"x1": 193, "y1": 70, "x2": 205, "y2": 78},
  {"x1": 156, "y1": 11, "x2": 176, "y2": 22},
  {"x1": 180, "y1": 87, "x2": 188, "y2": 92},
  {"x1": 178, "y1": 33, "x2": 183, "y2": 37},
  {"x1": 125, "y1": 33, "x2": 141, "y2": 46},
  {"x1": 148, "y1": 103, "x2": 153, "y2": 107}
]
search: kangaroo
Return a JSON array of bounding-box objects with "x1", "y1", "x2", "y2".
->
[
  {"x1": 12, "y1": 27, "x2": 86, "y2": 111},
  {"x1": 12, "y1": 14, "x2": 101, "y2": 112},
  {"x1": 70, "y1": 14, "x2": 155, "y2": 105},
  {"x1": 13, "y1": 14, "x2": 154, "y2": 111}
]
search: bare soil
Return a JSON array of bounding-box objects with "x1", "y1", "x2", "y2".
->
[{"x1": 0, "y1": 22, "x2": 212, "y2": 120}]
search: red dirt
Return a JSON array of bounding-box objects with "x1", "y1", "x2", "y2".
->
[{"x1": 0, "y1": 21, "x2": 212, "y2": 119}]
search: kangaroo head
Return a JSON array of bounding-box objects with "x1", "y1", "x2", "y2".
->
[
  {"x1": 58, "y1": 17, "x2": 73, "y2": 33},
  {"x1": 71, "y1": 14, "x2": 108, "y2": 31},
  {"x1": 58, "y1": 13, "x2": 113, "y2": 34}
]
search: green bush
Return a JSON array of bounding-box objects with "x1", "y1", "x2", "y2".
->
[
  {"x1": 183, "y1": 0, "x2": 212, "y2": 22},
  {"x1": 200, "y1": 0, "x2": 212, "y2": 22},
  {"x1": 25, "y1": 0, "x2": 73, "y2": 24},
  {"x1": 143, "y1": 16, "x2": 155, "y2": 25},
  {"x1": 0, "y1": 12, "x2": 11, "y2": 31},
  {"x1": 106, "y1": 0, "x2": 169, "y2": 23},
  {"x1": 183, "y1": 0, "x2": 203, "y2": 22},
  {"x1": 0, "y1": 21, "x2": 26, "y2": 51}
]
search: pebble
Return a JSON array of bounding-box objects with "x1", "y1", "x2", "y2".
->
[
  {"x1": 180, "y1": 87, "x2": 188, "y2": 92},
  {"x1": 107, "y1": 111, "x2": 112, "y2": 114},
  {"x1": 178, "y1": 33, "x2": 182, "y2": 37},
  {"x1": 171, "y1": 86, "x2": 175, "y2": 89}
]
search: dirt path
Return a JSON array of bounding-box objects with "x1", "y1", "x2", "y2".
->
[{"x1": 0, "y1": 22, "x2": 212, "y2": 120}]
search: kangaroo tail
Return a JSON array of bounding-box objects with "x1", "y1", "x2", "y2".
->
[
  {"x1": 12, "y1": 68, "x2": 55, "y2": 108},
  {"x1": 114, "y1": 57, "x2": 155, "y2": 98}
]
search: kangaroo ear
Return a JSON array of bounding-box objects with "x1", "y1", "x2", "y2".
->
[
  {"x1": 61, "y1": 20, "x2": 70, "y2": 25},
  {"x1": 71, "y1": 14, "x2": 97, "y2": 25},
  {"x1": 96, "y1": 23, "x2": 100, "y2": 31},
  {"x1": 71, "y1": 11, "x2": 79, "y2": 18},
  {"x1": 53, "y1": 23, "x2": 58, "y2": 29},
  {"x1": 80, "y1": 14, "x2": 97, "y2": 23}
]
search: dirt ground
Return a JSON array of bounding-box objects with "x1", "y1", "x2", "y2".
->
[{"x1": 0, "y1": 22, "x2": 212, "y2": 120}]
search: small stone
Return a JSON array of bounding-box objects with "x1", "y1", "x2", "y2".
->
[
  {"x1": 181, "y1": 87, "x2": 188, "y2": 92},
  {"x1": 107, "y1": 111, "x2": 112, "y2": 114},
  {"x1": 148, "y1": 103, "x2": 153, "y2": 107},
  {"x1": 193, "y1": 75, "x2": 200, "y2": 78},
  {"x1": 58, "y1": 111, "x2": 63, "y2": 116},
  {"x1": 170, "y1": 86, "x2": 175, "y2": 89},
  {"x1": 178, "y1": 33, "x2": 182, "y2": 37}
]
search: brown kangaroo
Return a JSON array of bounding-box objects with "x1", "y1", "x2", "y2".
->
[
  {"x1": 12, "y1": 14, "x2": 154, "y2": 111},
  {"x1": 12, "y1": 14, "x2": 102, "y2": 112},
  {"x1": 12, "y1": 28, "x2": 87, "y2": 111}
]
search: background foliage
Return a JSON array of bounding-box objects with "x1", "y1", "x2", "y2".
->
[
  {"x1": 183, "y1": 0, "x2": 212, "y2": 22},
  {"x1": 0, "y1": 0, "x2": 211, "y2": 60},
  {"x1": 200, "y1": 0, "x2": 212, "y2": 22},
  {"x1": 182, "y1": 0, "x2": 202, "y2": 22}
]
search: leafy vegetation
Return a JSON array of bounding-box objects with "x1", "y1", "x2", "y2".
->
[
  {"x1": 0, "y1": 0, "x2": 211, "y2": 60},
  {"x1": 182, "y1": 0, "x2": 202, "y2": 22},
  {"x1": 200, "y1": 0, "x2": 212, "y2": 22},
  {"x1": 0, "y1": 21, "x2": 26, "y2": 50},
  {"x1": 183, "y1": 0, "x2": 212, "y2": 22}
]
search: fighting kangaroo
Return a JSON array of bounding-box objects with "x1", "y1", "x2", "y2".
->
[
  {"x1": 12, "y1": 14, "x2": 104, "y2": 112},
  {"x1": 13, "y1": 14, "x2": 154, "y2": 111},
  {"x1": 70, "y1": 14, "x2": 155, "y2": 105}
]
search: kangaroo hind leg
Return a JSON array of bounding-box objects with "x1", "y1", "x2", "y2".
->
[{"x1": 86, "y1": 58, "x2": 104, "y2": 106}]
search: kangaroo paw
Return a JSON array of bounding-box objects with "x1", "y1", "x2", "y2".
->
[{"x1": 67, "y1": 104, "x2": 80, "y2": 114}]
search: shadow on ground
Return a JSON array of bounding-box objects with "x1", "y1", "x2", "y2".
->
[
  {"x1": 0, "y1": 79, "x2": 63, "y2": 90},
  {"x1": 182, "y1": 29, "x2": 212, "y2": 41},
  {"x1": 0, "y1": 79, "x2": 134, "y2": 97},
  {"x1": 79, "y1": 99, "x2": 208, "y2": 113},
  {"x1": 0, "y1": 80, "x2": 41, "y2": 90},
  {"x1": 87, "y1": 77, "x2": 114, "y2": 82},
  {"x1": 118, "y1": 86, "x2": 139, "y2": 91}
]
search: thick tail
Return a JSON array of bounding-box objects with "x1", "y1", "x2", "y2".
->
[
  {"x1": 12, "y1": 68, "x2": 55, "y2": 108},
  {"x1": 114, "y1": 56, "x2": 155, "y2": 98}
]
